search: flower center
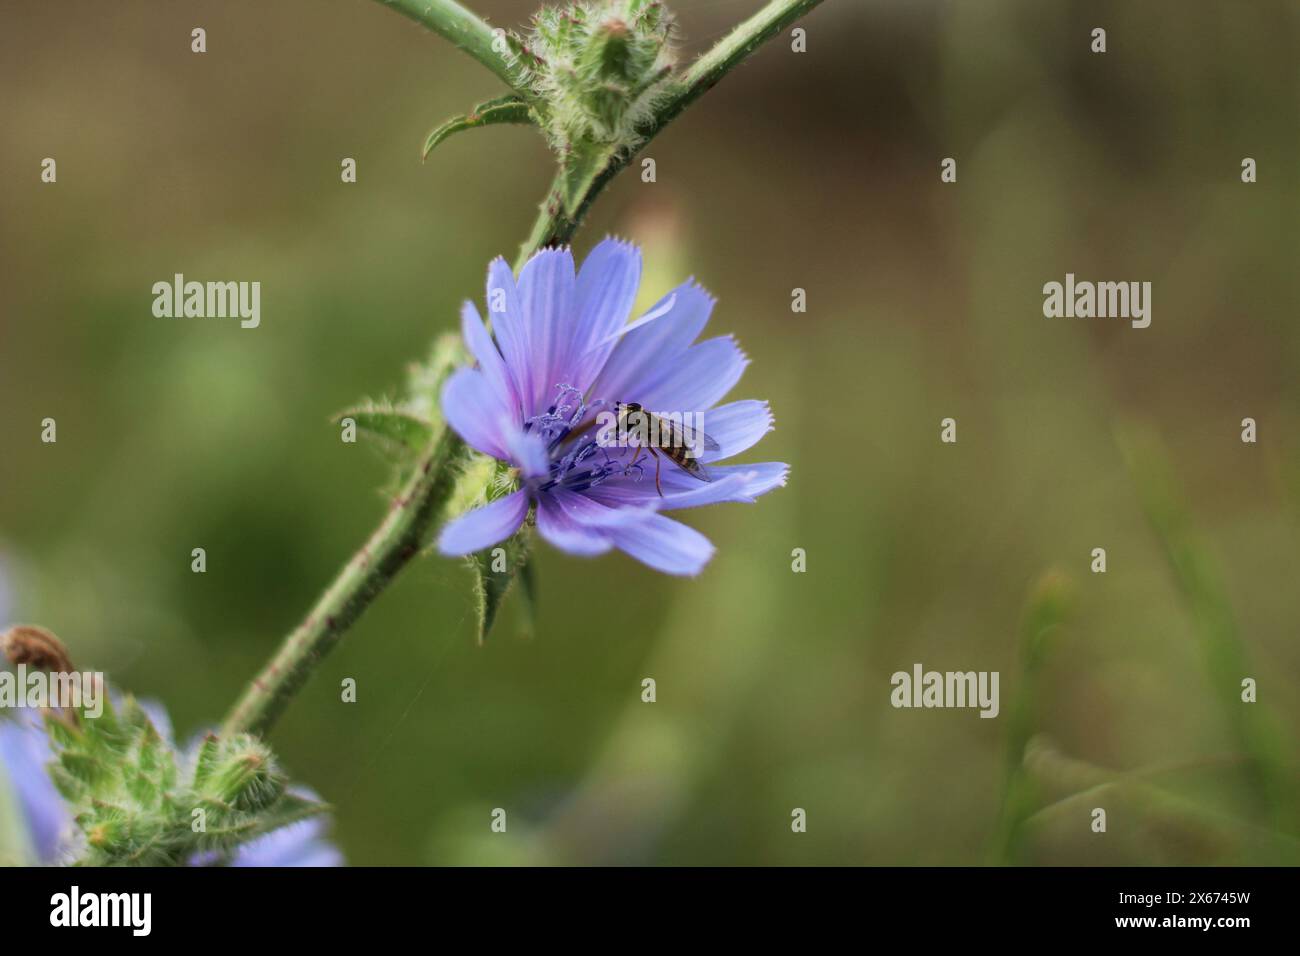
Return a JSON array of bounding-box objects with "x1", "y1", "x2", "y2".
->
[{"x1": 524, "y1": 384, "x2": 639, "y2": 493}]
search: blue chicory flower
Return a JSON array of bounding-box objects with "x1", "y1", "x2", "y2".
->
[
  {"x1": 437, "y1": 239, "x2": 788, "y2": 575},
  {"x1": 0, "y1": 707, "x2": 342, "y2": 867}
]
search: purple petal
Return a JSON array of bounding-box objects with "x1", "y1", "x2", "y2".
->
[
  {"x1": 588, "y1": 470, "x2": 756, "y2": 511},
  {"x1": 698, "y1": 400, "x2": 774, "y2": 462},
  {"x1": 590, "y1": 460, "x2": 787, "y2": 510},
  {"x1": 486, "y1": 257, "x2": 534, "y2": 420},
  {"x1": 631, "y1": 335, "x2": 749, "y2": 413},
  {"x1": 567, "y1": 238, "x2": 642, "y2": 391},
  {"x1": 461, "y1": 300, "x2": 519, "y2": 417},
  {"x1": 441, "y1": 367, "x2": 512, "y2": 460},
  {"x1": 712, "y1": 461, "x2": 789, "y2": 498},
  {"x1": 534, "y1": 488, "x2": 654, "y2": 556},
  {"x1": 504, "y1": 425, "x2": 549, "y2": 479},
  {"x1": 608, "y1": 513, "x2": 715, "y2": 576},
  {"x1": 231, "y1": 816, "x2": 342, "y2": 867},
  {"x1": 593, "y1": 289, "x2": 678, "y2": 346},
  {"x1": 0, "y1": 716, "x2": 67, "y2": 864},
  {"x1": 589, "y1": 281, "x2": 715, "y2": 402},
  {"x1": 516, "y1": 248, "x2": 576, "y2": 417},
  {"x1": 437, "y1": 489, "x2": 530, "y2": 556}
]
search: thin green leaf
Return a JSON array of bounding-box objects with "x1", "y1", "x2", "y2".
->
[
  {"x1": 1116, "y1": 423, "x2": 1296, "y2": 835},
  {"x1": 191, "y1": 792, "x2": 331, "y2": 859},
  {"x1": 404, "y1": 332, "x2": 468, "y2": 426},
  {"x1": 441, "y1": 454, "x2": 531, "y2": 643},
  {"x1": 469, "y1": 529, "x2": 531, "y2": 644},
  {"x1": 1022, "y1": 776, "x2": 1300, "y2": 866},
  {"x1": 334, "y1": 404, "x2": 435, "y2": 462},
  {"x1": 422, "y1": 95, "x2": 534, "y2": 161},
  {"x1": 239, "y1": 791, "x2": 330, "y2": 839},
  {"x1": 989, "y1": 570, "x2": 1075, "y2": 865}
]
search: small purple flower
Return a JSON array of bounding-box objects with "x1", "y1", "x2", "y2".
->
[
  {"x1": 437, "y1": 239, "x2": 787, "y2": 575},
  {"x1": 0, "y1": 708, "x2": 342, "y2": 867}
]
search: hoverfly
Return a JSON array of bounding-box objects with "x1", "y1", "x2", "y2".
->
[
  {"x1": 610, "y1": 401, "x2": 719, "y2": 496},
  {"x1": 556, "y1": 400, "x2": 722, "y2": 496}
]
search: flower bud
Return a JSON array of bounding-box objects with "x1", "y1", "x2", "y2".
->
[
  {"x1": 523, "y1": 0, "x2": 677, "y2": 148},
  {"x1": 201, "y1": 734, "x2": 285, "y2": 813}
]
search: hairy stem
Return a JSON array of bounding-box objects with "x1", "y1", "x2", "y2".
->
[
  {"x1": 225, "y1": 0, "x2": 825, "y2": 738},
  {"x1": 516, "y1": 170, "x2": 570, "y2": 270},
  {"x1": 222, "y1": 431, "x2": 463, "y2": 737},
  {"x1": 666, "y1": 0, "x2": 825, "y2": 125},
  {"x1": 375, "y1": 0, "x2": 519, "y2": 89}
]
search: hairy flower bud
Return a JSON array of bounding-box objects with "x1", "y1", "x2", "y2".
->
[
  {"x1": 199, "y1": 734, "x2": 285, "y2": 813},
  {"x1": 519, "y1": 0, "x2": 677, "y2": 156},
  {"x1": 26, "y1": 685, "x2": 324, "y2": 865}
]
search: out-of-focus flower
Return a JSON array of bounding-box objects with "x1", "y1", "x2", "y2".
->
[
  {"x1": 437, "y1": 238, "x2": 787, "y2": 575},
  {"x1": 0, "y1": 705, "x2": 342, "y2": 867}
]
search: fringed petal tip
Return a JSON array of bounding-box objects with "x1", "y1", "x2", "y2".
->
[
  {"x1": 727, "y1": 334, "x2": 752, "y2": 370},
  {"x1": 594, "y1": 234, "x2": 638, "y2": 252},
  {"x1": 679, "y1": 276, "x2": 717, "y2": 308}
]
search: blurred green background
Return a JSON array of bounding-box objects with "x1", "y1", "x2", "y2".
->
[{"x1": 2, "y1": 0, "x2": 1299, "y2": 865}]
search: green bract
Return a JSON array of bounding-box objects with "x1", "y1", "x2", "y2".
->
[{"x1": 518, "y1": 1, "x2": 675, "y2": 145}]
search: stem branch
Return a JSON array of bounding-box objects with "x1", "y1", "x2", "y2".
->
[
  {"x1": 514, "y1": 0, "x2": 825, "y2": 265},
  {"x1": 225, "y1": 0, "x2": 825, "y2": 738}
]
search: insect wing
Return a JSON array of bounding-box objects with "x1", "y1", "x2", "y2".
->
[{"x1": 647, "y1": 412, "x2": 719, "y2": 458}]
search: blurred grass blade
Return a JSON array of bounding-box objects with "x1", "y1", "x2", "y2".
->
[
  {"x1": 1020, "y1": 744, "x2": 1300, "y2": 866},
  {"x1": 1116, "y1": 422, "x2": 1296, "y2": 835},
  {"x1": 422, "y1": 95, "x2": 534, "y2": 161},
  {"x1": 990, "y1": 568, "x2": 1075, "y2": 864}
]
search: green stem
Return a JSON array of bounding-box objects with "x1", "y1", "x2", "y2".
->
[
  {"x1": 222, "y1": 430, "x2": 463, "y2": 737},
  {"x1": 666, "y1": 0, "x2": 825, "y2": 125},
  {"x1": 515, "y1": 170, "x2": 569, "y2": 271},
  {"x1": 375, "y1": 0, "x2": 520, "y2": 90},
  {"x1": 224, "y1": 0, "x2": 825, "y2": 739}
]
